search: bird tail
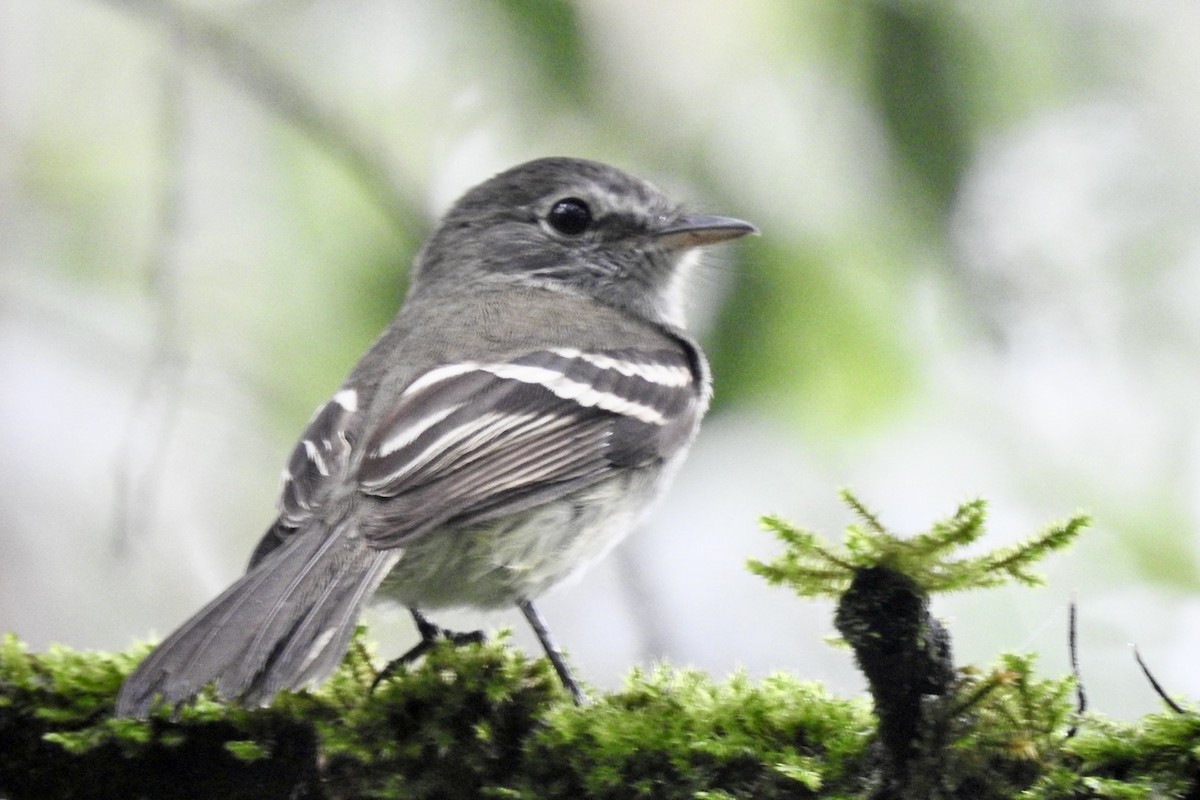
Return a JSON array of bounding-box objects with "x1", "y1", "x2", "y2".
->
[{"x1": 115, "y1": 521, "x2": 397, "y2": 717}]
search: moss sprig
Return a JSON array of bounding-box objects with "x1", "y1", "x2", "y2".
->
[{"x1": 748, "y1": 489, "x2": 1089, "y2": 597}]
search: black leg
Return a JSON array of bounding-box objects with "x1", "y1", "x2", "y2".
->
[
  {"x1": 372, "y1": 608, "x2": 485, "y2": 690},
  {"x1": 518, "y1": 599, "x2": 586, "y2": 705}
]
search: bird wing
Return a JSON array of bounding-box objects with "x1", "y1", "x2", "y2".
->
[{"x1": 258, "y1": 345, "x2": 704, "y2": 556}]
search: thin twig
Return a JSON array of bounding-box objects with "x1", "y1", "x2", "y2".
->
[
  {"x1": 1066, "y1": 594, "x2": 1086, "y2": 737},
  {"x1": 98, "y1": 0, "x2": 426, "y2": 239},
  {"x1": 1132, "y1": 644, "x2": 1185, "y2": 714},
  {"x1": 111, "y1": 21, "x2": 189, "y2": 554}
]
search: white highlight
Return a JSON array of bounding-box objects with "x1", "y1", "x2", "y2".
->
[
  {"x1": 658, "y1": 248, "x2": 700, "y2": 328},
  {"x1": 403, "y1": 362, "x2": 480, "y2": 396},
  {"x1": 481, "y1": 362, "x2": 668, "y2": 425},
  {"x1": 375, "y1": 404, "x2": 461, "y2": 457},
  {"x1": 333, "y1": 388, "x2": 358, "y2": 412},
  {"x1": 302, "y1": 439, "x2": 329, "y2": 476},
  {"x1": 300, "y1": 627, "x2": 338, "y2": 676},
  {"x1": 553, "y1": 348, "x2": 691, "y2": 387},
  {"x1": 366, "y1": 411, "x2": 526, "y2": 489}
]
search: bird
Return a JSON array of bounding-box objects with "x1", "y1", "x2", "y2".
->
[{"x1": 115, "y1": 156, "x2": 756, "y2": 716}]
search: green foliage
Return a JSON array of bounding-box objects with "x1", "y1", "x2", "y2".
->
[
  {"x1": 4, "y1": 497, "x2": 1198, "y2": 799},
  {"x1": 952, "y1": 654, "x2": 1078, "y2": 763},
  {"x1": 223, "y1": 739, "x2": 270, "y2": 763},
  {"x1": 522, "y1": 669, "x2": 872, "y2": 799},
  {"x1": 0, "y1": 633, "x2": 144, "y2": 755},
  {"x1": 838, "y1": 651, "x2": 1082, "y2": 800},
  {"x1": 748, "y1": 489, "x2": 1089, "y2": 597},
  {"x1": 707, "y1": 238, "x2": 917, "y2": 430},
  {"x1": 497, "y1": 0, "x2": 590, "y2": 106},
  {"x1": 313, "y1": 631, "x2": 569, "y2": 798},
  {"x1": 1036, "y1": 708, "x2": 1200, "y2": 799},
  {"x1": 0, "y1": 630, "x2": 874, "y2": 800},
  {"x1": 865, "y1": 1, "x2": 979, "y2": 222},
  {"x1": 930, "y1": 653, "x2": 1080, "y2": 799},
  {"x1": 8, "y1": 626, "x2": 1198, "y2": 799},
  {"x1": 0, "y1": 635, "x2": 325, "y2": 799}
]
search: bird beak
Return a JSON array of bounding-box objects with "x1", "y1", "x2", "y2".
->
[{"x1": 654, "y1": 214, "x2": 759, "y2": 250}]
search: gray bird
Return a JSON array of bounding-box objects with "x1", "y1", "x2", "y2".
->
[{"x1": 115, "y1": 157, "x2": 756, "y2": 716}]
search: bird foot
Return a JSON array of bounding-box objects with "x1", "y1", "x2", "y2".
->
[{"x1": 371, "y1": 610, "x2": 485, "y2": 690}]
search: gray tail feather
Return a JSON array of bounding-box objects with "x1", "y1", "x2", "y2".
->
[{"x1": 115, "y1": 522, "x2": 398, "y2": 718}]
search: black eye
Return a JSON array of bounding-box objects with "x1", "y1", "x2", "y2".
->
[{"x1": 546, "y1": 197, "x2": 592, "y2": 236}]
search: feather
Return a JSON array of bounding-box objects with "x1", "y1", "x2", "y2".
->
[{"x1": 115, "y1": 521, "x2": 394, "y2": 717}]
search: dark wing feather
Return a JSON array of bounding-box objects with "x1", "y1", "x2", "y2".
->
[
  {"x1": 251, "y1": 389, "x2": 361, "y2": 567},
  {"x1": 115, "y1": 520, "x2": 395, "y2": 716},
  {"x1": 356, "y1": 347, "x2": 701, "y2": 549}
]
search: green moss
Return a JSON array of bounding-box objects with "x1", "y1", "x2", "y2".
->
[
  {"x1": 748, "y1": 490, "x2": 1090, "y2": 598},
  {"x1": 2, "y1": 498, "x2": 1196, "y2": 799},
  {"x1": 315, "y1": 634, "x2": 567, "y2": 798},
  {"x1": 223, "y1": 739, "x2": 270, "y2": 762},
  {"x1": 18, "y1": 629, "x2": 1179, "y2": 800},
  {"x1": 1034, "y1": 709, "x2": 1200, "y2": 799},
  {"x1": 0, "y1": 629, "x2": 873, "y2": 799},
  {"x1": 522, "y1": 668, "x2": 872, "y2": 799}
]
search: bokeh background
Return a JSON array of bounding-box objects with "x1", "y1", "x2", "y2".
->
[{"x1": 4, "y1": 0, "x2": 1200, "y2": 719}]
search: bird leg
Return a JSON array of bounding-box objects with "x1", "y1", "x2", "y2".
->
[
  {"x1": 372, "y1": 608, "x2": 485, "y2": 690},
  {"x1": 518, "y1": 599, "x2": 586, "y2": 705}
]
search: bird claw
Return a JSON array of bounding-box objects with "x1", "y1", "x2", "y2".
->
[{"x1": 371, "y1": 610, "x2": 486, "y2": 691}]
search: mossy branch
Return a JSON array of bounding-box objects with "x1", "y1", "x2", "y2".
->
[
  {"x1": 0, "y1": 631, "x2": 874, "y2": 799},
  {"x1": 4, "y1": 496, "x2": 1198, "y2": 800}
]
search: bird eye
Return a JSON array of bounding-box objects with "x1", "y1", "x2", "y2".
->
[{"x1": 546, "y1": 197, "x2": 592, "y2": 236}]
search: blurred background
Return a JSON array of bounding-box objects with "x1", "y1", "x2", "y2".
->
[{"x1": 3, "y1": 0, "x2": 1200, "y2": 720}]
